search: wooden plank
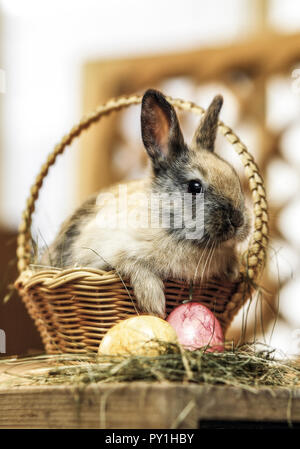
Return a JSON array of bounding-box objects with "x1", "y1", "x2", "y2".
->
[
  {"x1": 0, "y1": 359, "x2": 299, "y2": 428},
  {"x1": 0, "y1": 381, "x2": 299, "y2": 429}
]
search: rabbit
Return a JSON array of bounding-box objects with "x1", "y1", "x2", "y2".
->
[{"x1": 42, "y1": 89, "x2": 251, "y2": 318}]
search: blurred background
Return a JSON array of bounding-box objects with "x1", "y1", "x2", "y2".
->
[{"x1": 1, "y1": 0, "x2": 300, "y2": 356}]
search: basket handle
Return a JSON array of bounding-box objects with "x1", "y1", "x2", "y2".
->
[{"x1": 17, "y1": 94, "x2": 268, "y2": 282}]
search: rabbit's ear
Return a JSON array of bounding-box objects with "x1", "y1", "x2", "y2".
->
[
  {"x1": 192, "y1": 95, "x2": 223, "y2": 152},
  {"x1": 141, "y1": 89, "x2": 185, "y2": 164}
]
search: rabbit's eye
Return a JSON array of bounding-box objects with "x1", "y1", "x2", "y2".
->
[{"x1": 188, "y1": 179, "x2": 203, "y2": 194}]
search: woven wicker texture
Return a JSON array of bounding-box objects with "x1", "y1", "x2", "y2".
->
[{"x1": 15, "y1": 94, "x2": 269, "y2": 354}]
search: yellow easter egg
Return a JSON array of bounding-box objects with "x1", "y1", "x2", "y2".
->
[{"x1": 98, "y1": 315, "x2": 178, "y2": 356}]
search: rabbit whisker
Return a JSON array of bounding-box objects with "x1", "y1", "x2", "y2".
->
[
  {"x1": 206, "y1": 241, "x2": 216, "y2": 282},
  {"x1": 193, "y1": 238, "x2": 211, "y2": 283},
  {"x1": 200, "y1": 240, "x2": 215, "y2": 282}
]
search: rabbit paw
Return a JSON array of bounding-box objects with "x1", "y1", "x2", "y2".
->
[{"x1": 132, "y1": 272, "x2": 166, "y2": 318}]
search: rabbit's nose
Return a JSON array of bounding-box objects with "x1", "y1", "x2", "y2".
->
[{"x1": 230, "y1": 209, "x2": 244, "y2": 228}]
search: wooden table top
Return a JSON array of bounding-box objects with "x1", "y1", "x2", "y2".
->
[{"x1": 0, "y1": 358, "x2": 300, "y2": 429}]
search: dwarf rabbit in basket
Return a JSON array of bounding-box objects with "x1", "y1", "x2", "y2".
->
[{"x1": 42, "y1": 89, "x2": 250, "y2": 318}]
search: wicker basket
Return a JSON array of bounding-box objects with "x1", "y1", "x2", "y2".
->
[{"x1": 15, "y1": 94, "x2": 269, "y2": 354}]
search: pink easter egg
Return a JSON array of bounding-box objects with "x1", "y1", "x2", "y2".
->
[{"x1": 167, "y1": 302, "x2": 224, "y2": 352}]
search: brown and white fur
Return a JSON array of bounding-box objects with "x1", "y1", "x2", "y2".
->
[{"x1": 42, "y1": 89, "x2": 250, "y2": 318}]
